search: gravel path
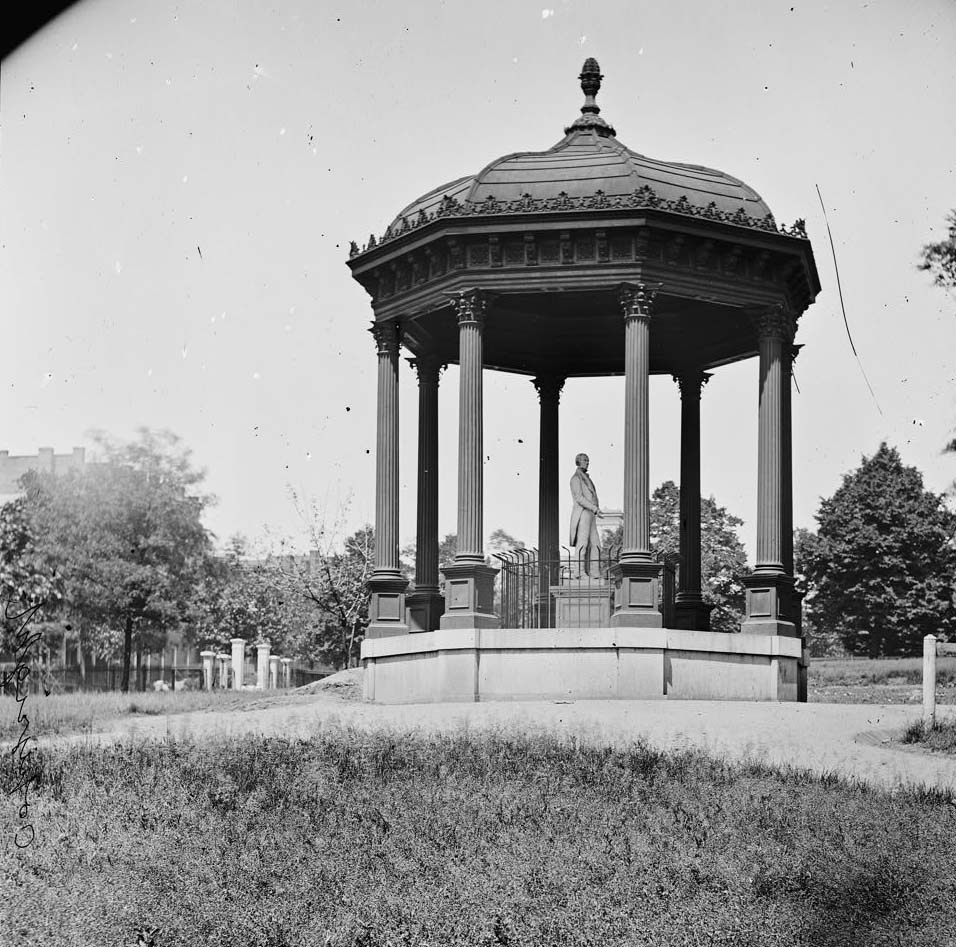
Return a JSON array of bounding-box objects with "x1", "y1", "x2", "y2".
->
[{"x1": 50, "y1": 691, "x2": 956, "y2": 793}]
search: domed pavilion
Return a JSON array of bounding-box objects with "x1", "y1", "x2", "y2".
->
[{"x1": 347, "y1": 59, "x2": 820, "y2": 703}]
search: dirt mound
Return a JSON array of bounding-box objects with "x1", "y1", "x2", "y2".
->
[{"x1": 296, "y1": 667, "x2": 364, "y2": 700}]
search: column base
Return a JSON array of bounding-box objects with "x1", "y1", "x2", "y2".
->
[
  {"x1": 673, "y1": 596, "x2": 715, "y2": 631},
  {"x1": 741, "y1": 571, "x2": 798, "y2": 637},
  {"x1": 439, "y1": 560, "x2": 500, "y2": 630},
  {"x1": 406, "y1": 587, "x2": 445, "y2": 633},
  {"x1": 366, "y1": 572, "x2": 410, "y2": 639},
  {"x1": 609, "y1": 559, "x2": 663, "y2": 628}
]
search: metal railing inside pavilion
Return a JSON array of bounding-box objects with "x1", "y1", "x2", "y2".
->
[{"x1": 492, "y1": 547, "x2": 676, "y2": 630}]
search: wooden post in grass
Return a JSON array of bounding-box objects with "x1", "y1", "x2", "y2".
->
[{"x1": 923, "y1": 634, "x2": 937, "y2": 727}]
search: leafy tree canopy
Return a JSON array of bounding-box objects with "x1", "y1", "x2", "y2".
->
[
  {"x1": 12, "y1": 429, "x2": 215, "y2": 689},
  {"x1": 798, "y1": 443, "x2": 956, "y2": 656},
  {"x1": 919, "y1": 210, "x2": 956, "y2": 291},
  {"x1": 603, "y1": 481, "x2": 750, "y2": 631}
]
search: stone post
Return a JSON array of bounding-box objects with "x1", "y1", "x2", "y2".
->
[
  {"x1": 673, "y1": 369, "x2": 714, "y2": 631},
  {"x1": 281, "y1": 657, "x2": 293, "y2": 689},
  {"x1": 366, "y1": 321, "x2": 409, "y2": 638},
  {"x1": 230, "y1": 638, "x2": 245, "y2": 691},
  {"x1": 923, "y1": 634, "x2": 937, "y2": 726},
  {"x1": 742, "y1": 307, "x2": 797, "y2": 636},
  {"x1": 200, "y1": 650, "x2": 215, "y2": 691},
  {"x1": 406, "y1": 356, "x2": 445, "y2": 632},
  {"x1": 440, "y1": 289, "x2": 499, "y2": 629},
  {"x1": 216, "y1": 653, "x2": 230, "y2": 689},
  {"x1": 256, "y1": 642, "x2": 270, "y2": 690},
  {"x1": 269, "y1": 655, "x2": 280, "y2": 690},
  {"x1": 610, "y1": 283, "x2": 662, "y2": 627},
  {"x1": 533, "y1": 375, "x2": 564, "y2": 628}
]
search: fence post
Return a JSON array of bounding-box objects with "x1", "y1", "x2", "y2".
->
[
  {"x1": 923, "y1": 634, "x2": 937, "y2": 727},
  {"x1": 281, "y1": 657, "x2": 293, "y2": 689},
  {"x1": 256, "y1": 642, "x2": 270, "y2": 690},
  {"x1": 230, "y1": 638, "x2": 246, "y2": 691},
  {"x1": 216, "y1": 653, "x2": 230, "y2": 689},
  {"x1": 200, "y1": 651, "x2": 215, "y2": 691}
]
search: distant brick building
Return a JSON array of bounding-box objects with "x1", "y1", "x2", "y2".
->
[{"x1": 0, "y1": 446, "x2": 89, "y2": 505}]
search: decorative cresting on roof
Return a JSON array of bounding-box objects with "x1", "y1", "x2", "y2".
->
[
  {"x1": 348, "y1": 186, "x2": 809, "y2": 257},
  {"x1": 564, "y1": 57, "x2": 616, "y2": 137}
]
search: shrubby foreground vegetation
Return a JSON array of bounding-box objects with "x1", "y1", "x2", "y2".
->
[{"x1": 3, "y1": 730, "x2": 955, "y2": 947}]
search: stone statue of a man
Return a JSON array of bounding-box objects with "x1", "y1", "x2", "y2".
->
[{"x1": 569, "y1": 452, "x2": 602, "y2": 578}]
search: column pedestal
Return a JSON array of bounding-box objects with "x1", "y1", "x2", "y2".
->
[
  {"x1": 609, "y1": 560, "x2": 663, "y2": 627},
  {"x1": 673, "y1": 597, "x2": 715, "y2": 631},
  {"x1": 367, "y1": 574, "x2": 410, "y2": 638},
  {"x1": 406, "y1": 588, "x2": 445, "y2": 633},
  {"x1": 742, "y1": 573, "x2": 798, "y2": 636},
  {"x1": 439, "y1": 561, "x2": 500, "y2": 629}
]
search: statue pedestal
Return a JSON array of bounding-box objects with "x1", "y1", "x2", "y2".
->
[{"x1": 550, "y1": 579, "x2": 612, "y2": 629}]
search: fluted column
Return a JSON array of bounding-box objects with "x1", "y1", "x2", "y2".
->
[
  {"x1": 620, "y1": 284, "x2": 655, "y2": 559},
  {"x1": 406, "y1": 356, "x2": 444, "y2": 632},
  {"x1": 782, "y1": 344, "x2": 802, "y2": 578},
  {"x1": 742, "y1": 307, "x2": 797, "y2": 637},
  {"x1": 533, "y1": 374, "x2": 564, "y2": 627},
  {"x1": 610, "y1": 283, "x2": 663, "y2": 628},
  {"x1": 440, "y1": 289, "x2": 499, "y2": 629},
  {"x1": 454, "y1": 291, "x2": 485, "y2": 561},
  {"x1": 673, "y1": 369, "x2": 714, "y2": 631},
  {"x1": 754, "y1": 310, "x2": 791, "y2": 574},
  {"x1": 366, "y1": 321, "x2": 409, "y2": 638}
]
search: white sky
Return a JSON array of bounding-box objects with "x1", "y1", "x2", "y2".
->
[{"x1": 2, "y1": 0, "x2": 955, "y2": 560}]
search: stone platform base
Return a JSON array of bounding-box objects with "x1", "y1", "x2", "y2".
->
[{"x1": 361, "y1": 627, "x2": 801, "y2": 704}]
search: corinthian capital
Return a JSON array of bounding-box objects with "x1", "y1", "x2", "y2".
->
[
  {"x1": 449, "y1": 288, "x2": 486, "y2": 326},
  {"x1": 749, "y1": 305, "x2": 794, "y2": 343},
  {"x1": 371, "y1": 321, "x2": 401, "y2": 357},
  {"x1": 619, "y1": 282, "x2": 660, "y2": 320},
  {"x1": 408, "y1": 355, "x2": 445, "y2": 385},
  {"x1": 532, "y1": 374, "x2": 565, "y2": 404},
  {"x1": 672, "y1": 369, "x2": 712, "y2": 400}
]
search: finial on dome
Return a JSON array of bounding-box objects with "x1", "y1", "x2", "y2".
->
[{"x1": 565, "y1": 58, "x2": 616, "y2": 137}]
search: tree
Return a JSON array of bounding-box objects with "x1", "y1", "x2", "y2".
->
[
  {"x1": 919, "y1": 210, "x2": 956, "y2": 291},
  {"x1": 19, "y1": 429, "x2": 215, "y2": 690},
  {"x1": 602, "y1": 481, "x2": 750, "y2": 631},
  {"x1": 273, "y1": 492, "x2": 375, "y2": 669},
  {"x1": 488, "y1": 528, "x2": 526, "y2": 554},
  {"x1": 190, "y1": 535, "x2": 315, "y2": 663},
  {"x1": 920, "y1": 211, "x2": 956, "y2": 458},
  {"x1": 0, "y1": 498, "x2": 61, "y2": 617},
  {"x1": 793, "y1": 527, "x2": 839, "y2": 656},
  {"x1": 799, "y1": 443, "x2": 956, "y2": 656}
]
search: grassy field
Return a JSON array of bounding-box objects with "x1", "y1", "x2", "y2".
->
[
  {"x1": 811, "y1": 657, "x2": 956, "y2": 687},
  {"x1": 3, "y1": 655, "x2": 955, "y2": 741},
  {"x1": 809, "y1": 657, "x2": 956, "y2": 705},
  {"x1": 2, "y1": 730, "x2": 955, "y2": 947},
  {"x1": 0, "y1": 688, "x2": 294, "y2": 741}
]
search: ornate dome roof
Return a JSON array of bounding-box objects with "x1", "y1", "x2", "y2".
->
[{"x1": 384, "y1": 59, "x2": 773, "y2": 237}]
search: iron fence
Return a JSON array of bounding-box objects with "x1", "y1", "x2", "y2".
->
[{"x1": 493, "y1": 547, "x2": 676, "y2": 629}]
